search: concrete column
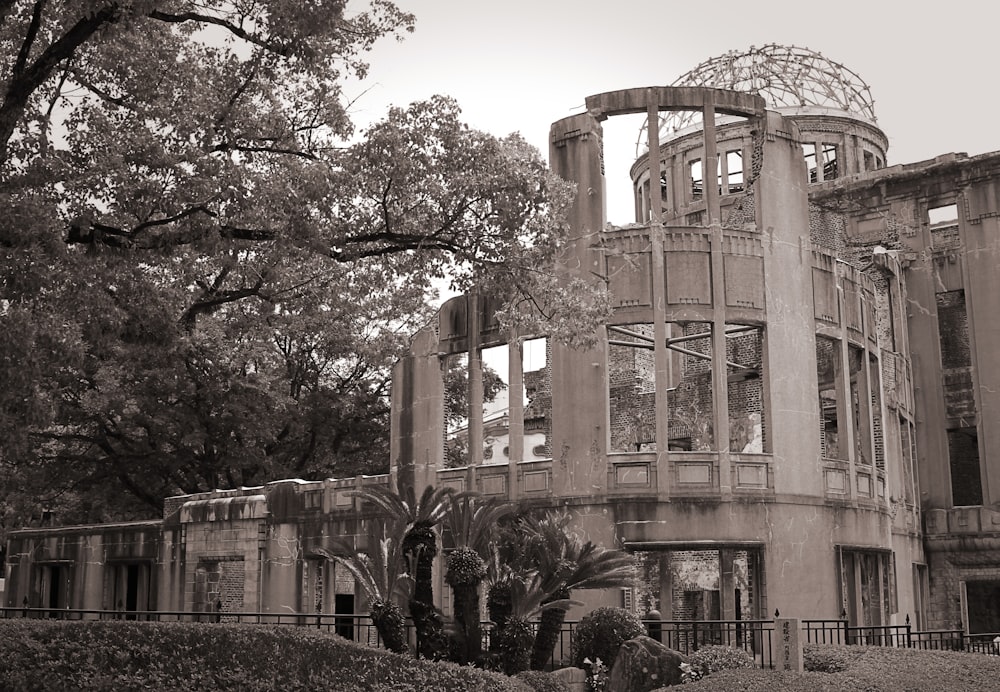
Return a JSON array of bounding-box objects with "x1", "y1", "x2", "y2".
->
[
  {"x1": 507, "y1": 336, "x2": 523, "y2": 501},
  {"x1": 467, "y1": 291, "x2": 483, "y2": 492},
  {"x1": 390, "y1": 328, "x2": 445, "y2": 492},
  {"x1": 719, "y1": 548, "x2": 737, "y2": 620},
  {"x1": 647, "y1": 100, "x2": 670, "y2": 498},
  {"x1": 548, "y1": 113, "x2": 608, "y2": 497}
]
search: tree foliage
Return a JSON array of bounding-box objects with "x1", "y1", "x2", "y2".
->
[{"x1": 0, "y1": 1, "x2": 601, "y2": 538}]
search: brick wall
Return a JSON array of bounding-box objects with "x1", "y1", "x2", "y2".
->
[{"x1": 926, "y1": 549, "x2": 1000, "y2": 631}]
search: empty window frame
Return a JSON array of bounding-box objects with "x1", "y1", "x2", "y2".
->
[
  {"x1": 948, "y1": 427, "x2": 983, "y2": 506},
  {"x1": 726, "y1": 324, "x2": 766, "y2": 453},
  {"x1": 838, "y1": 548, "x2": 896, "y2": 629},
  {"x1": 481, "y1": 343, "x2": 510, "y2": 464},
  {"x1": 821, "y1": 143, "x2": 839, "y2": 180},
  {"x1": 849, "y1": 346, "x2": 872, "y2": 466},
  {"x1": 607, "y1": 324, "x2": 657, "y2": 453},
  {"x1": 816, "y1": 336, "x2": 846, "y2": 460},
  {"x1": 689, "y1": 159, "x2": 703, "y2": 199},
  {"x1": 667, "y1": 322, "x2": 715, "y2": 451},
  {"x1": 803, "y1": 144, "x2": 818, "y2": 183},
  {"x1": 521, "y1": 337, "x2": 551, "y2": 460},
  {"x1": 936, "y1": 290, "x2": 971, "y2": 369},
  {"x1": 869, "y1": 355, "x2": 884, "y2": 470},
  {"x1": 725, "y1": 150, "x2": 744, "y2": 194},
  {"x1": 929, "y1": 204, "x2": 960, "y2": 250},
  {"x1": 443, "y1": 352, "x2": 471, "y2": 468}
]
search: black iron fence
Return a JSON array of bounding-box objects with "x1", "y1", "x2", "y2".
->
[
  {"x1": 803, "y1": 618, "x2": 999, "y2": 654},
  {"x1": 3, "y1": 607, "x2": 998, "y2": 669}
]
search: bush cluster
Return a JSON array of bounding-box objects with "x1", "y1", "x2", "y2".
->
[
  {"x1": 513, "y1": 670, "x2": 570, "y2": 692},
  {"x1": 570, "y1": 607, "x2": 645, "y2": 670},
  {"x1": 0, "y1": 619, "x2": 529, "y2": 691},
  {"x1": 669, "y1": 643, "x2": 1000, "y2": 692},
  {"x1": 687, "y1": 644, "x2": 756, "y2": 674}
]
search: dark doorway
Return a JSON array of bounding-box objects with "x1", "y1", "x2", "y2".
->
[
  {"x1": 966, "y1": 581, "x2": 1000, "y2": 634},
  {"x1": 334, "y1": 593, "x2": 355, "y2": 640},
  {"x1": 112, "y1": 562, "x2": 151, "y2": 619}
]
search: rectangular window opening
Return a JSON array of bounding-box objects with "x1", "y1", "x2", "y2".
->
[
  {"x1": 727, "y1": 324, "x2": 765, "y2": 453},
  {"x1": 821, "y1": 143, "x2": 839, "y2": 180},
  {"x1": 521, "y1": 337, "x2": 551, "y2": 460},
  {"x1": 608, "y1": 324, "x2": 656, "y2": 453},
  {"x1": 689, "y1": 159, "x2": 703, "y2": 199},
  {"x1": 948, "y1": 427, "x2": 983, "y2": 506},
  {"x1": 726, "y1": 150, "x2": 744, "y2": 193},
  {"x1": 667, "y1": 322, "x2": 715, "y2": 451}
]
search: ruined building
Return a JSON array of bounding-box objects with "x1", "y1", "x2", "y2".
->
[{"x1": 6, "y1": 46, "x2": 1000, "y2": 636}]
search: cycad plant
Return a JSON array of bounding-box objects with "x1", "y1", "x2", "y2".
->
[
  {"x1": 315, "y1": 517, "x2": 410, "y2": 653},
  {"x1": 354, "y1": 482, "x2": 454, "y2": 659},
  {"x1": 443, "y1": 493, "x2": 514, "y2": 664},
  {"x1": 525, "y1": 511, "x2": 638, "y2": 671}
]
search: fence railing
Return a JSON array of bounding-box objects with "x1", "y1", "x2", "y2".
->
[
  {"x1": 803, "y1": 618, "x2": 998, "y2": 655},
  {"x1": 4, "y1": 607, "x2": 998, "y2": 668}
]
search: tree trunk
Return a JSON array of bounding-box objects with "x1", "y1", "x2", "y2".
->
[
  {"x1": 530, "y1": 603, "x2": 568, "y2": 670},
  {"x1": 370, "y1": 600, "x2": 408, "y2": 654},
  {"x1": 451, "y1": 581, "x2": 482, "y2": 665},
  {"x1": 409, "y1": 598, "x2": 446, "y2": 660}
]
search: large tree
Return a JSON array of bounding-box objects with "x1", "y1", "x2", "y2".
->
[{"x1": 0, "y1": 1, "x2": 603, "y2": 539}]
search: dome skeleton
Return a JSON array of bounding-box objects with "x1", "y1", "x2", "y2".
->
[{"x1": 636, "y1": 44, "x2": 877, "y2": 157}]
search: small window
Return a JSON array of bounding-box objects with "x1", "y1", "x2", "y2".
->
[
  {"x1": 929, "y1": 203, "x2": 958, "y2": 227},
  {"x1": 863, "y1": 150, "x2": 875, "y2": 171},
  {"x1": 821, "y1": 143, "x2": 839, "y2": 180},
  {"x1": 726, "y1": 150, "x2": 744, "y2": 193},
  {"x1": 689, "y1": 159, "x2": 703, "y2": 199},
  {"x1": 803, "y1": 144, "x2": 817, "y2": 182}
]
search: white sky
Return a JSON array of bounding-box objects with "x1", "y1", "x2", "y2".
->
[{"x1": 346, "y1": 0, "x2": 999, "y2": 224}]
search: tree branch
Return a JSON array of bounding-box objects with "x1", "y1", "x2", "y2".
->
[
  {"x1": 148, "y1": 9, "x2": 294, "y2": 56},
  {"x1": 0, "y1": 3, "x2": 121, "y2": 163},
  {"x1": 12, "y1": 0, "x2": 47, "y2": 81}
]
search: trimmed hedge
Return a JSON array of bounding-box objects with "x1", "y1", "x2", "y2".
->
[
  {"x1": 665, "y1": 643, "x2": 1000, "y2": 692},
  {"x1": 0, "y1": 619, "x2": 530, "y2": 691}
]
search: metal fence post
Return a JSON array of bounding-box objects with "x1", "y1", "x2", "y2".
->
[{"x1": 646, "y1": 609, "x2": 662, "y2": 643}]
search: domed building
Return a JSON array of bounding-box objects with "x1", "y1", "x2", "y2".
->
[{"x1": 394, "y1": 44, "x2": 917, "y2": 629}]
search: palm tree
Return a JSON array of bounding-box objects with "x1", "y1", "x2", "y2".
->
[
  {"x1": 354, "y1": 482, "x2": 454, "y2": 660},
  {"x1": 525, "y1": 512, "x2": 637, "y2": 671},
  {"x1": 315, "y1": 517, "x2": 410, "y2": 653},
  {"x1": 443, "y1": 493, "x2": 515, "y2": 664}
]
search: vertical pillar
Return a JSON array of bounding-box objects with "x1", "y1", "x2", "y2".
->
[
  {"x1": 507, "y1": 336, "x2": 523, "y2": 501},
  {"x1": 548, "y1": 113, "x2": 608, "y2": 497},
  {"x1": 659, "y1": 552, "x2": 674, "y2": 620},
  {"x1": 467, "y1": 291, "x2": 484, "y2": 493},
  {"x1": 720, "y1": 548, "x2": 737, "y2": 620},
  {"x1": 705, "y1": 102, "x2": 731, "y2": 492},
  {"x1": 648, "y1": 99, "x2": 670, "y2": 498}
]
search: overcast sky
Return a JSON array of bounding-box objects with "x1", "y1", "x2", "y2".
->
[{"x1": 346, "y1": 0, "x2": 998, "y2": 223}]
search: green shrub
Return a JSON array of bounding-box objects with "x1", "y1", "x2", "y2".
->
[
  {"x1": 802, "y1": 643, "x2": 856, "y2": 672},
  {"x1": 570, "y1": 607, "x2": 644, "y2": 671},
  {"x1": 669, "y1": 644, "x2": 1000, "y2": 691},
  {"x1": 688, "y1": 644, "x2": 755, "y2": 674},
  {"x1": 514, "y1": 669, "x2": 570, "y2": 692},
  {"x1": 0, "y1": 619, "x2": 530, "y2": 691}
]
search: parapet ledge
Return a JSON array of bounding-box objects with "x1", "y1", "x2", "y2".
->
[
  {"x1": 924, "y1": 506, "x2": 1000, "y2": 538},
  {"x1": 179, "y1": 494, "x2": 268, "y2": 524}
]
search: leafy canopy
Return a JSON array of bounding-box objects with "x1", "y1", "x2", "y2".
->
[{"x1": 0, "y1": 1, "x2": 605, "y2": 541}]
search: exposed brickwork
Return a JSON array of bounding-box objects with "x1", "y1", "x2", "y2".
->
[{"x1": 925, "y1": 548, "x2": 1000, "y2": 631}]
